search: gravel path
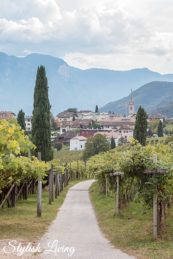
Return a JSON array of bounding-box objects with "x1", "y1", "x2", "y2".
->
[{"x1": 39, "y1": 180, "x2": 135, "y2": 259}]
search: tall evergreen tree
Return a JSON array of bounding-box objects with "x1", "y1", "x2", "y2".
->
[
  {"x1": 158, "y1": 120, "x2": 163, "y2": 137},
  {"x1": 111, "y1": 136, "x2": 116, "y2": 149},
  {"x1": 32, "y1": 66, "x2": 52, "y2": 161},
  {"x1": 133, "y1": 106, "x2": 148, "y2": 145},
  {"x1": 95, "y1": 105, "x2": 99, "y2": 113},
  {"x1": 17, "y1": 109, "x2": 26, "y2": 130}
]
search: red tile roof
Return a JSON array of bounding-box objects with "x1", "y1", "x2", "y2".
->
[{"x1": 0, "y1": 112, "x2": 15, "y2": 120}]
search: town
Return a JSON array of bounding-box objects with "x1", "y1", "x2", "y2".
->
[{"x1": 0, "y1": 90, "x2": 169, "y2": 155}]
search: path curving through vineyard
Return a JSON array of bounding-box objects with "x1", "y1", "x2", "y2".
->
[{"x1": 39, "y1": 180, "x2": 135, "y2": 259}]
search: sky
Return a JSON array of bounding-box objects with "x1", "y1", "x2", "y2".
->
[{"x1": 0, "y1": 0, "x2": 173, "y2": 73}]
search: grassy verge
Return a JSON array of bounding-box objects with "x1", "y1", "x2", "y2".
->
[
  {"x1": 0, "y1": 180, "x2": 79, "y2": 241},
  {"x1": 54, "y1": 145, "x2": 83, "y2": 163},
  {"x1": 90, "y1": 182, "x2": 173, "y2": 259}
]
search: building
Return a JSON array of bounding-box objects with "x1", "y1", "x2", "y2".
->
[
  {"x1": 51, "y1": 131, "x2": 59, "y2": 142},
  {"x1": 80, "y1": 129, "x2": 98, "y2": 138},
  {"x1": 70, "y1": 136, "x2": 87, "y2": 151},
  {"x1": 25, "y1": 116, "x2": 32, "y2": 133},
  {"x1": 77, "y1": 110, "x2": 94, "y2": 120},
  {"x1": 99, "y1": 117, "x2": 135, "y2": 131},
  {"x1": 56, "y1": 131, "x2": 77, "y2": 145},
  {"x1": 94, "y1": 127, "x2": 133, "y2": 146},
  {"x1": 56, "y1": 111, "x2": 77, "y2": 123},
  {"x1": 0, "y1": 111, "x2": 16, "y2": 120},
  {"x1": 58, "y1": 119, "x2": 93, "y2": 134},
  {"x1": 56, "y1": 110, "x2": 110, "y2": 124},
  {"x1": 128, "y1": 90, "x2": 135, "y2": 116}
]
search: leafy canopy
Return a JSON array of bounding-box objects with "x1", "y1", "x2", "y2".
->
[{"x1": 83, "y1": 134, "x2": 110, "y2": 160}]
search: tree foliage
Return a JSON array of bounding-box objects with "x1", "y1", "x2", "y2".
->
[
  {"x1": 134, "y1": 106, "x2": 148, "y2": 145},
  {"x1": 32, "y1": 66, "x2": 52, "y2": 161},
  {"x1": 0, "y1": 120, "x2": 48, "y2": 190},
  {"x1": 111, "y1": 136, "x2": 116, "y2": 149},
  {"x1": 54, "y1": 142, "x2": 62, "y2": 151},
  {"x1": 118, "y1": 136, "x2": 127, "y2": 146},
  {"x1": 66, "y1": 108, "x2": 77, "y2": 113},
  {"x1": 158, "y1": 120, "x2": 163, "y2": 137},
  {"x1": 86, "y1": 137, "x2": 173, "y2": 210},
  {"x1": 17, "y1": 109, "x2": 26, "y2": 131},
  {"x1": 83, "y1": 134, "x2": 110, "y2": 160}
]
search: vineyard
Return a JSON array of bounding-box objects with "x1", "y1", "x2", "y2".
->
[
  {"x1": 2, "y1": 118, "x2": 173, "y2": 238},
  {"x1": 2, "y1": 118, "x2": 173, "y2": 258},
  {"x1": 87, "y1": 138, "x2": 173, "y2": 239},
  {"x1": 0, "y1": 119, "x2": 87, "y2": 212}
]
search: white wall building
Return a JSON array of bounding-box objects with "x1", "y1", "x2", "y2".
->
[
  {"x1": 94, "y1": 127, "x2": 133, "y2": 146},
  {"x1": 51, "y1": 131, "x2": 59, "y2": 142},
  {"x1": 77, "y1": 111, "x2": 95, "y2": 120},
  {"x1": 77, "y1": 111, "x2": 110, "y2": 121},
  {"x1": 70, "y1": 136, "x2": 87, "y2": 151},
  {"x1": 60, "y1": 125, "x2": 71, "y2": 134},
  {"x1": 25, "y1": 116, "x2": 32, "y2": 133}
]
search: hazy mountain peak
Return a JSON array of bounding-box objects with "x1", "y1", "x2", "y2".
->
[
  {"x1": 101, "y1": 81, "x2": 173, "y2": 117},
  {"x1": 0, "y1": 52, "x2": 173, "y2": 115}
]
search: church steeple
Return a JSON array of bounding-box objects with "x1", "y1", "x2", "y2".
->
[{"x1": 128, "y1": 89, "x2": 135, "y2": 115}]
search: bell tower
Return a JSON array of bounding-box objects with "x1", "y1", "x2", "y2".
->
[{"x1": 128, "y1": 89, "x2": 135, "y2": 115}]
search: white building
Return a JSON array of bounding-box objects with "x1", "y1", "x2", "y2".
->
[
  {"x1": 25, "y1": 116, "x2": 32, "y2": 133},
  {"x1": 59, "y1": 125, "x2": 71, "y2": 134},
  {"x1": 70, "y1": 136, "x2": 87, "y2": 151},
  {"x1": 94, "y1": 127, "x2": 133, "y2": 146},
  {"x1": 77, "y1": 111, "x2": 110, "y2": 121},
  {"x1": 51, "y1": 131, "x2": 58, "y2": 142},
  {"x1": 56, "y1": 111, "x2": 76, "y2": 123},
  {"x1": 77, "y1": 111, "x2": 95, "y2": 120}
]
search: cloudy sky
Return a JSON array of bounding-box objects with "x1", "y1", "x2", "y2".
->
[{"x1": 0, "y1": 0, "x2": 173, "y2": 73}]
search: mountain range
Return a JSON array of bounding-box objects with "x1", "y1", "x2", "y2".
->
[
  {"x1": 0, "y1": 52, "x2": 173, "y2": 115},
  {"x1": 100, "y1": 81, "x2": 173, "y2": 117}
]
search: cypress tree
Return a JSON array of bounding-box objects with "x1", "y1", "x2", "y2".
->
[
  {"x1": 158, "y1": 120, "x2": 163, "y2": 137},
  {"x1": 32, "y1": 66, "x2": 52, "y2": 161},
  {"x1": 111, "y1": 136, "x2": 116, "y2": 149},
  {"x1": 95, "y1": 105, "x2": 99, "y2": 113},
  {"x1": 17, "y1": 109, "x2": 26, "y2": 130},
  {"x1": 133, "y1": 106, "x2": 148, "y2": 145}
]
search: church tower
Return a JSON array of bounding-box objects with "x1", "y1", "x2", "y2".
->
[{"x1": 128, "y1": 89, "x2": 135, "y2": 115}]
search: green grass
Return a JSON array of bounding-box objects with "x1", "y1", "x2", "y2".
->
[
  {"x1": 54, "y1": 145, "x2": 83, "y2": 163},
  {"x1": 0, "y1": 180, "x2": 79, "y2": 242},
  {"x1": 90, "y1": 182, "x2": 173, "y2": 259}
]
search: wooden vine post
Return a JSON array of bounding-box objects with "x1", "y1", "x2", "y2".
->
[
  {"x1": 105, "y1": 175, "x2": 108, "y2": 197},
  {"x1": 69, "y1": 163, "x2": 72, "y2": 180},
  {"x1": 153, "y1": 154, "x2": 158, "y2": 240},
  {"x1": 110, "y1": 172, "x2": 124, "y2": 215},
  {"x1": 144, "y1": 154, "x2": 167, "y2": 240},
  {"x1": 0, "y1": 184, "x2": 15, "y2": 209},
  {"x1": 77, "y1": 160, "x2": 79, "y2": 179},
  {"x1": 55, "y1": 173, "x2": 60, "y2": 199},
  {"x1": 37, "y1": 152, "x2": 42, "y2": 217},
  {"x1": 49, "y1": 165, "x2": 54, "y2": 204}
]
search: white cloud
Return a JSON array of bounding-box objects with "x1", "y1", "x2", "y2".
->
[
  {"x1": 0, "y1": 0, "x2": 173, "y2": 73},
  {"x1": 0, "y1": 18, "x2": 44, "y2": 43},
  {"x1": 0, "y1": 0, "x2": 61, "y2": 21}
]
